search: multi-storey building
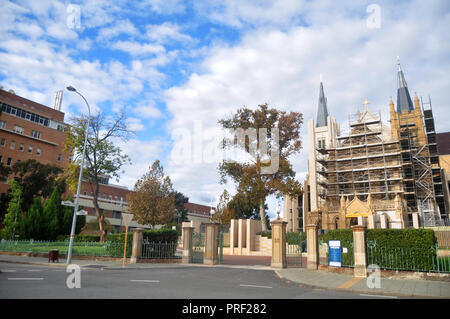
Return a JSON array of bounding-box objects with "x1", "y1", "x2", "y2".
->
[
  {"x1": 301, "y1": 60, "x2": 447, "y2": 230},
  {"x1": 0, "y1": 88, "x2": 69, "y2": 194}
]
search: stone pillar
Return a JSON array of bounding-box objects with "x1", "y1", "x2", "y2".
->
[
  {"x1": 204, "y1": 222, "x2": 220, "y2": 265},
  {"x1": 182, "y1": 226, "x2": 194, "y2": 264},
  {"x1": 230, "y1": 219, "x2": 236, "y2": 255},
  {"x1": 368, "y1": 215, "x2": 375, "y2": 229},
  {"x1": 306, "y1": 224, "x2": 319, "y2": 270},
  {"x1": 352, "y1": 225, "x2": 367, "y2": 278},
  {"x1": 270, "y1": 220, "x2": 287, "y2": 269},
  {"x1": 130, "y1": 228, "x2": 144, "y2": 264},
  {"x1": 412, "y1": 213, "x2": 419, "y2": 229},
  {"x1": 238, "y1": 219, "x2": 244, "y2": 255}
]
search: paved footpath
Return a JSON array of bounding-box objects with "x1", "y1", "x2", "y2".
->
[
  {"x1": 1, "y1": 255, "x2": 450, "y2": 298},
  {"x1": 276, "y1": 268, "x2": 450, "y2": 299}
]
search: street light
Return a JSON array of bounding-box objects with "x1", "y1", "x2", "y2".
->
[{"x1": 66, "y1": 85, "x2": 91, "y2": 265}]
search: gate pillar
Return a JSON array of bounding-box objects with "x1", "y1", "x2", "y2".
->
[
  {"x1": 270, "y1": 220, "x2": 287, "y2": 269},
  {"x1": 306, "y1": 224, "x2": 319, "y2": 270},
  {"x1": 352, "y1": 225, "x2": 367, "y2": 278},
  {"x1": 204, "y1": 222, "x2": 220, "y2": 265},
  {"x1": 130, "y1": 228, "x2": 144, "y2": 264},
  {"x1": 182, "y1": 226, "x2": 194, "y2": 264}
]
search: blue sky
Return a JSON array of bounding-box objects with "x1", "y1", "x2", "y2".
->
[{"x1": 1, "y1": 0, "x2": 450, "y2": 218}]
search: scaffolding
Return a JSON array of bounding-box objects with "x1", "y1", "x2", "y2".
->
[{"x1": 317, "y1": 109, "x2": 404, "y2": 208}]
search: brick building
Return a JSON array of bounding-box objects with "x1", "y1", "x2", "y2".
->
[{"x1": 0, "y1": 88, "x2": 69, "y2": 194}]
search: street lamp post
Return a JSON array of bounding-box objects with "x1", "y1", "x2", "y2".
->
[{"x1": 66, "y1": 86, "x2": 91, "y2": 265}]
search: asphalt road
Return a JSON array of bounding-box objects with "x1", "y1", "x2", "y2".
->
[{"x1": 0, "y1": 262, "x2": 400, "y2": 299}]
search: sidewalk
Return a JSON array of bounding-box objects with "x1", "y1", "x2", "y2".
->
[{"x1": 276, "y1": 268, "x2": 450, "y2": 299}]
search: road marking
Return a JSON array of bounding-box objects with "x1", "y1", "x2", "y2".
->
[
  {"x1": 360, "y1": 294, "x2": 398, "y2": 299},
  {"x1": 337, "y1": 277, "x2": 364, "y2": 289},
  {"x1": 7, "y1": 278, "x2": 44, "y2": 281},
  {"x1": 27, "y1": 269, "x2": 43, "y2": 272},
  {"x1": 240, "y1": 284, "x2": 272, "y2": 289},
  {"x1": 1, "y1": 270, "x2": 17, "y2": 273},
  {"x1": 130, "y1": 280, "x2": 160, "y2": 283}
]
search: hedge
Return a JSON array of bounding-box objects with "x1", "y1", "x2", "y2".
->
[
  {"x1": 319, "y1": 228, "x2": 439, "y2": 271},
  {"x1": 286, "y1": 232, "x2": 306, "y2": 245}
]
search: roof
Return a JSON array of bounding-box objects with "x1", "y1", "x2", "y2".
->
[
  {"x1": 436, "y1": 132, "x2": 450, "y2": 155},
  {"x1": 316, "y1": 82, "x2": 329, "y2": 127},
  {"x1": 396, "y1": 63, "x2": 414, "y2": 113}
]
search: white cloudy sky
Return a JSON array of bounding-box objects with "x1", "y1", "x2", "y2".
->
[{"x1": 1, "y1": 0, "x2": 450, "y2": 217}]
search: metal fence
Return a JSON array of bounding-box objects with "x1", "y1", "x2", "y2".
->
[
  {"x1": 0, "y1": 239, "x2": 129, "y2": 257},
  {"x1": 191, "y1": 232, "x2": 205, "y2": 264},
  {"x1": 141, "y1": 241, "x2": 180, "y2": 259},
  {"x1": 366, "y1": 241, "x2": 450, "y2": 273}
]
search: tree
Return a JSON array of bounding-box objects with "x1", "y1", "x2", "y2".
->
[
  {"x1": 128, "y1": 160, "x2": 175, "y2": 228},
  {"x1": 218, "y1": 103, "x2": 303, "y2": 231},
  {"x1": 42, "y1": 187, "x2": 61, "y2": 240},
  {"x1": 65, "y1": 111, "x2": 132, "y2": 242},
  {"x1": 1, "y1": 180, "x2": 23, "y2": 239},
  {"x1": 7, "y1": 160, "x2": 65, "y2": 212},
  {"x1": 21, "y1": 197, "x2": 44, "y2": 240},
  {"x1": 212, "y1": 190, "x2": 235, "y2": 225},
  {"x1": 173, "y1": 191, "x2": 189, "y2": 223}
]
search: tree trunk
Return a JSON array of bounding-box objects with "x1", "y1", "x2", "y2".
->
[
  {"x1": 93, "y1": 193, "x2": 106, "y2": 242},
  {"x1": 259, "y1": 197, "x2": 267, "y2": 231}
]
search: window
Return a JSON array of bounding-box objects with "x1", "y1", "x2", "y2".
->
[
  {"x1": 13, "y1": 125, "x2": 24, "y2": 134},
  {"x1": 57, "y1": 154, "x2": 62, "y2": 161},
  {"x1": 0, "y1": 156, "x2": 2, "y2": 163},
  {"x1": 31, "y1": 130, "x2": 41, "y2": 139},
  {"x1": 0, "y1": 121, "x2": 5, "y2": 129},
  {"x1": 16, "y1": 160, "x2": 21, "y2": 164},
  {"x1": 28, "y1": 145, "x2": 33, "y2": 153},
  {"x1": 10, "y1": 141, "x2": 15, "y2": 150},
  {"x1": 36, "y1": 148, "x2": 41, "y2": 156},
  {"x1": 1, "y1": 138, "x2": 5, "y2": 147},
  {"x1": 83, "y1": 191, "x2": 87, "y2": 195},
  {"x1": 19, "y1": 143, "x2": 24, "y2": 151},
  {"x1": 6, "y1": 157, "x2": 12, "y2": 166},
  {"x1": 318, "y1": 139, "x2": 326, "y2": 149}
]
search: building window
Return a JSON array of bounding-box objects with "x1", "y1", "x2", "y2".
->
[
  {"x1": 0, "y1": 121, "x2": 5, "y2": 129},
  {"x1": 0, "y1": 138, "x2": 5, "y2": 147},
  {"x1": 6, "y1": 157, "x2": 12, "y2": 166},
  {"x1": 10, "y1": 141, "x2": 15, "y2": 150},
  {"x1": 19, "y1": 143, "x2": 24, "y2": 151},
  {"x1": 57, "y1": 154, "x2": 62, "y2": 161},
  {"x1": 28, "y1": 145, "x2": 33, "y2": 153},
  {"x1": 83, "y1": 191, "x2": 87, "y2": 195},
  {"x1": 13, "y1": 125, "x2": 24, "y2": 134},
  {"x1": 0, "y1": 156, "x2": 2, "y2": 163},
  {"x1": 114, "y1": 196, "x2": 118, "y2": 201},
  {"x1": 36, "y1": 148, "x2": 41, "y2": 156},
  {"x1": 31, "y1": 130, "x2": 41, "y2": 139}
]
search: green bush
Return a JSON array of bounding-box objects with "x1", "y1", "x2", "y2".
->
[
  {"x1": 257, "y1": 231, "x2": 272, "y2": 239},
  {"x1": 286, "y1": 232, "x2": 306, "y2": 244},
  {"x1": 320, "y1": 228, "x2": 438, "y2": 271},
  {"x1": 57, "y1": 234, "x2": 101, "y2": 242},
  {"x1": 143, "y1": 228, "x2": 178, "y2": 243}
]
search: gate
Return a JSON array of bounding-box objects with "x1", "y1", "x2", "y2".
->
[
  {"x1": 218, "y1": 231, "x2": 224, "y2": 264},
  {"x1": 191, "y1": 231, "x2": 205, "y2": 263},
  {"x1": 286, "y1": 232, "x2": 303, "y2": 267}
]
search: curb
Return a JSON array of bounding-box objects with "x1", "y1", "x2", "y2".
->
[{"x1": 274, "y1": 271, "x2": 445, "y2": 299}]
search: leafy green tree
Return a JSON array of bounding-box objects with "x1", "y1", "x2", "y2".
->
[
  {"x1": 218, "y1": 104, "x2": 303, "y2": 231},
  {"x1": 65, "y1": 111, "x2": 132, "y2": 242},
  {"x1": 173, "y1": 191, "x2": 189, "y2": 223},
  {"x1": 1, "y1": 180, "x2": 23, "y2": 239},
  {"x1": 42, "y1": 187, "x2": 61, "y2": 240},
  {"x1": 21, "y1": 197, "x2": 44, "y2": 240},
  {"x1": 128, "y1": 160, "x2": 175, "y2": 228}
]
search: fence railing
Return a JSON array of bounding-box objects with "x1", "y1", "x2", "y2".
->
[
  {"x1": 141, "y1": 241, "x2": 180, "y2": 259},
  {"x1": 366, "y1": 241, "x2": 450, "y2": 273},
  {"x1": 0, "y1": 239, "x2": 129, "y2": 258}
]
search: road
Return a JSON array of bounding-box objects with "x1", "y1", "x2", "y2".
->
[{"x1": 0, "y1": 262, "x2": 402, "y2": 299}]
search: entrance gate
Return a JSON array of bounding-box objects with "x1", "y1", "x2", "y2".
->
[
  {"x1": 191, "y1": 231, "x2": 205, "y2": 263},
  {"x1": 286, "y1": 232, "x2": 303, "y2": 267}
]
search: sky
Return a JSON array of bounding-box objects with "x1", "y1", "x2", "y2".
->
[{"x1": 1, "y1": 0, "x2": 450, "y2": 218}]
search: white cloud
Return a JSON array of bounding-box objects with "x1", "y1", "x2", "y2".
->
[
  {"x1": 96, "y1": 19, "x2": 139, "y2": 42},
  {"x1": 133, "y1": 104, "x2": 163, "y2": 119},
  {"x1": 111, "y1": 41, "x2": 166, "y2": 56},
  {"x1": 146, "y1": 22, "x2": 194, "y2": 44}
]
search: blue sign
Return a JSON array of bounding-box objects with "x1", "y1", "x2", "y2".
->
[{"x1": 328, "y1": 240, "x2": 342, "y2": 267}]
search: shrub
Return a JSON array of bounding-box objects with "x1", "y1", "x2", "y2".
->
[
  {"x1": 320, "y1": 228, "x2": 438, "y2": 271},
  {"x1": 143, "y1": 228, "x2": 178, "y2": 243},
  {"x1": 257, "y1": 231, "x2": 272, "y2": 239},
  {"x1": 286, "y1": 232, "x2": 306, "y2": 244}
]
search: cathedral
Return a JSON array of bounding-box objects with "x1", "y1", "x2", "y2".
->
[{"x1": 297, "y1": 59, "x2": 447, "y2": 230}]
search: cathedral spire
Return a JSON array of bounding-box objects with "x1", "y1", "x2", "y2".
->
[
  {"x1": 316, "y1": 81, "x2": 329, "y2": 127},
  {"x1": 396, "y1": 57, "x2": 414, "y2": 113}
]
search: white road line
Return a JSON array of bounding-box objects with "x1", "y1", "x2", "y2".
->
[
  {"x1": 360, "y1": 294, "x2": 398, "y2": 299},
  {"x1": 240, "y1": 284, "x2": 273, "y2": 289},
  {"x1": 1, "y1": 270, "x2": 17, "y2": 273},
  {"x1": 130, "y1": 280, "x2": 160, "y2": 283},
  {"x1": 7, "y1": 278, "x2": 44, "y2": 281},
  {"x1": 27, "y1": 270, "x2": 43, "y2": 272}
]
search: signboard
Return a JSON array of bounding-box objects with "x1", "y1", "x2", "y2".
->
[
  {"x1": 328, "y1": 240, "x2": 342, "y2": 267},
  {"x1": 61, "y1": 201, "x2": 75, "y2": 207},
  {"x1": 76, "y1": 210, "x2": 88, "y2": 216}
]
